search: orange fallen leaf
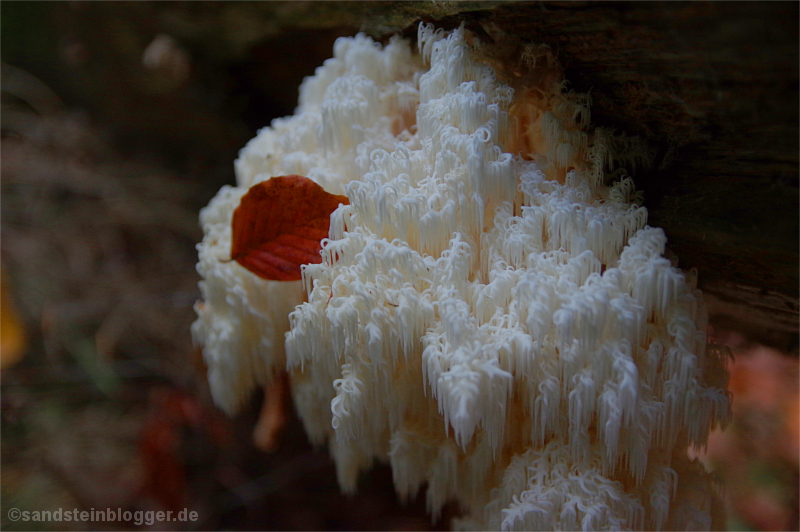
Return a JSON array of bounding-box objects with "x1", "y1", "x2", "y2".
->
[
  {"x1": 231, "y1": 175, "x2": 349, "y2": 281},
  {"x1": 1, "y1": 269, "x2": 26, "y2": 369}
]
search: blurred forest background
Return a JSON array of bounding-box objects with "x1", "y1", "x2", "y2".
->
[{"x1": 1, "y1": 2, "x2": 797, "y2": 531}]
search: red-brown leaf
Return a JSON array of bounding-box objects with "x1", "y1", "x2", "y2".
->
[{"x1": 231, "y1": 175, "x2": 349, "y2": 281}]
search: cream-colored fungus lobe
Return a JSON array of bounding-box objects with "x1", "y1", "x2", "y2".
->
[{"x1": 193, "y1": 24, "x2": 730, "y2": 530}]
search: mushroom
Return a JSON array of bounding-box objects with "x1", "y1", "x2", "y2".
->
[{"x1": 194, "y1": 24, "x2": 730, "y2": 530}]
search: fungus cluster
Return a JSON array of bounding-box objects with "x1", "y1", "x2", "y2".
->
[{"x1": 193, "y1": 24, "x2": 730, "y2": 530}]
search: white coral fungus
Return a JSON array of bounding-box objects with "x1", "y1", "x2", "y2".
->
[{"x1": 193, "y1": 24, "x2": 730, "y2": 530}]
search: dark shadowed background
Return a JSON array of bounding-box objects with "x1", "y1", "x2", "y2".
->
[{"x1": 1, "y1": 2, "x2": 797, "y2": 530}]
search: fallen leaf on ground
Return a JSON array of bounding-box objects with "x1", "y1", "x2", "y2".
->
[{"x1": 1, "y1": 269, "x2": 26, "y2": 369}]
